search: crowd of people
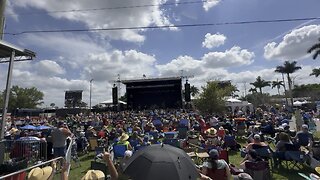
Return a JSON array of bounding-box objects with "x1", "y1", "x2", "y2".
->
[{"x1": 2, "y1": 106, "x2": 319, "y2": 179}]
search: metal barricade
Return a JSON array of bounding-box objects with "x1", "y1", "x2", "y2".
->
[
  {"x1": 0, "y1": 157, "x2": 63, "y2": 180},
  {"x1": 65, "y1": 137, "x2": 73, "y2": 175},
  {"x1": 1, "y1": 140, "x2": 47, "y2": 163}
]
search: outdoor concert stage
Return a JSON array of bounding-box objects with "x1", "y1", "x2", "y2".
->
[{"x1": 122, "y1": 77, "x2": 182, "y2": 110}]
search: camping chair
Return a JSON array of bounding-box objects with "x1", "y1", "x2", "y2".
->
[
  {"x1": 245, "y1": 161, "x2": 271, "y2": 180},
  {"x1": 149, "y1": 131, "x2": 159, "y2": 140},
  {"x1": 94, "y1": 147, "x2": 105, "y2": 161},
  {"x1": 113, "y1": 144, "x2": 127, "y2": 159},
  {"x1": 164, "y1": 132, "x2": 177, "y2": 139},
  {"x1": 177, "y1": 127, "x2": 188, "y2": 139},
  {"x1": 89, "y1": 137, "x2": 98, "y2": 151},
  {"x1": 129, "y1": 139, "x2": 140, "y2": 151},
  {"x1": 223, "y1": 135, "x2": 238, "y2": 150},
  {"x1": 234, "y1": 122, "x2": 246, "y2": 138},
  {"x1": 219, "y1": 149, "x2": 229, "y2": 164},
  {"x1": 252, "y1": 144, "x2": 273, "y2": 167},
  {"x1": 163, "y1": 138, "x2": 179, "y2": 148},
  {"x1": 206, "y1": 168, "x2": 228, "y2": 180},
  {"x1": 282, "y1": 143, "x2": 306, "y2": 169}
]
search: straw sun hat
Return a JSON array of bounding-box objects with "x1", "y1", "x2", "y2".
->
[
  {"x1": 205, "y1": 128, "x2": 217, "y2": 135},
  {"x1": 28, "y1": 166, "x2": 53, "y2": 180},
  {"x1": 81, "y1": 170, "x2": 105, "y2": 180},
  {"x1": 119, "y1": 133, "x2": 129, "y2": 141},
  {"x1": 315, "y1": 166, "x2": 320, "y2": 175}
]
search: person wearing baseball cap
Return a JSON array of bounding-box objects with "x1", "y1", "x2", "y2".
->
[
  {"x1": 294, "y1": 124, "x2": 314, "y2": 147},
  {"x1": 200, "y1": 149, "x2": 231, "y2": 180}
]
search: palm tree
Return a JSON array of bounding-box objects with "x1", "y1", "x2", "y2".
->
[
  {"x1": 308, "y1": 38, "x2": 320, "y2": 59},
  {"x1": 250, "y1": 76, "x2": 270, "y2": 94},
  {"x1": 190, "y1": 85, "x2": 199, "y2": 97},
  {"x1": 310, "y1": 68, "x2": 320, "y2": 77},
  {"x1": 271, "y1": 79, "x2": 284, "y2": 96},
  {"x1": 248, "y1": 88, "x2": 257, "y2": 94},
  {"x1": 275, "y1": 61, "x2": 301, "y2": 107}
]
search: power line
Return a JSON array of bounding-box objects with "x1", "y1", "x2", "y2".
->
[
  {"x1": 7, "y1": 0, "x2": 208, "y2": 16},
  {"x1": 3, "y1": 17, "x2": 320, "y2": 35}
]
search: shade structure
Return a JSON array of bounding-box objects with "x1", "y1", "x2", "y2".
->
[
  {"x1": 123, "y1": 144, "x2": 200, "y2": 180},
  {"x1": 19, "y1": 125, "x2": 36, "y2": 130}
]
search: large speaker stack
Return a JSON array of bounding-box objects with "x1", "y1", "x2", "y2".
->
[
  {"x1": 65, "y1": 90, "x2": 83, "y2": 108},
  {"x1": 184, "y1": 82, "x2": 191, "y2": 102},
  {"x1": 112, "y1": 86, "x2": 118, "y2": 105}
]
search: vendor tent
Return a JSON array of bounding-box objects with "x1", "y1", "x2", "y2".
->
[
  {"x1": 225, "y1": 98, "x2": 253, "y2": 114},
  {"x1": 99, "y1": 100, "x2": 127, "y2": 105}
]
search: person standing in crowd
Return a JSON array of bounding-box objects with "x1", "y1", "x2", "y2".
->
[{"x1": 51, "y1": 122, "x2": 72, "y2": 158}]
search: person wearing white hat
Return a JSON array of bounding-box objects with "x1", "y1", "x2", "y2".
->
[
  {"x1": 28, "y1": 166, "x2": 54, "y2": 180},
  {"x1": 294, "y1": 124, "x2": 314, "y2": 148}
]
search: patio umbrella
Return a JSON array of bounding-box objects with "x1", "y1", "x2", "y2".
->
[
  {"x1": 123, "y1": 144, "x2": 200, "y2": 180},
  {"x1": 35, "y1": 125, "x2": 52, "y2": 130},
  {"x1": 19, "y1": 125, "x2": 36, "y2": 130}
]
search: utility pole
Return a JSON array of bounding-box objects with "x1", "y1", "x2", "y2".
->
[
  {"x1": 0, "y1": 0, "x2": 6, "y2": 40},
  {"x1": 89, "y1": 79, "x2": 93, "y2": 112},
  {"x1": 244, "y1": 82, "x2": 247, "y2": 100},
  {"x1": 115, "y1": 74, "x2": 121, "y2": 111}
]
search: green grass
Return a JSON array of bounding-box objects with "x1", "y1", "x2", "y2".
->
[{"x1": 67, "y1": 138, "x2": 318, "y2": 180}]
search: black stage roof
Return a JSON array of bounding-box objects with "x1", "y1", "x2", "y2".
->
[{"x1": 122, "y1": 77, "x2": 181, "y2": 84}]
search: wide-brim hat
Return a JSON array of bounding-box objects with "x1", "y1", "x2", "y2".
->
[
  {"x1": 205, "y1": 128, "x2": 217, "y2": 135},
  {"x1": 120, "y1": 133, "x2": 129, "y2": 141},
  {"x1": 315, "y1": 167, "x2": 320, "y2": 175},
  {"x1": 81, "y1": 170, "x2": 105, "y2": 180},
  {"x1": 28, "y1": 166, "x2": 53, "y2": 180},
  {"x1": 10, "y1": 128, "x2": 19, "y2": 133}
]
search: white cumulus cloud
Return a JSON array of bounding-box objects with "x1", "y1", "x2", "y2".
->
[
  {"x1": 264, "y1": 25, "x2": 320, "y2": 61},
  {"x1": 203, "y1": 0, "x2": 221, "y2": 11},
  {"x1": 11, "y1": 0, "x2": 175, "y2": 43},
  {"x1": 202, "y1": 33, "x2": 226, "y2": 49},
  {"x1": 202, "y1": 46, "x2": 255, "y2": 68},
  {"x1": 35, "y1": 60, "x2": 65, "y2": 76}
]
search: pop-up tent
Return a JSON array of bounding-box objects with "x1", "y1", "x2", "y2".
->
[{"x1": 225, "y1": 98, "x2": 254, "y2": 114}]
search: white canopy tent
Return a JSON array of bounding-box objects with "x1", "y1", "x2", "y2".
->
[
  {"x1": 99, "y1": 100, "x2": 127, "y2": 106},
  {"x1": 293, "y1": 100, "x2": 308, "y2": 107},
  {"x1": 225, "y1": 98, "x2": 254, "y2": 114}
]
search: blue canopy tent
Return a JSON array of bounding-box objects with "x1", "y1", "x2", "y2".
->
[{"x1": 19, "y1": 125, "x2": 36, "y2": 130}]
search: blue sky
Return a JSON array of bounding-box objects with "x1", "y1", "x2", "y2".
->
[{"x1": 1, "y1": 0, "x2": 320, "y2": 107}]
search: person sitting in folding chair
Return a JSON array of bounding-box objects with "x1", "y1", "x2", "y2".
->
[
  {"x1": 294, "y1": 124, "x2": 313, "y2": 149},
  {"x1": 116, "y1": 133, "x2": 133, "y2": 151},
  {"x1": 240, "y1": 149, "x2": 264, "y2": 171},
  {"x1": 273, "y1": 132, "x2": 292, "y2": 168},
  {"x1": 200, "y1": 149, "x2": 232, "y2": 180}
]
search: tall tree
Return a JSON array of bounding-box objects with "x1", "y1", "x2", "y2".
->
[
  {"x1": 248, "y1": 88, "x2": 257, "y2": 94},
  {"x1": 275, "y1": 61, "x2": 301, "y2": 107},
  {"x1": 194, "y1": 81, "x2": 235, "y2": 115},
  {"x1": 190, "y1": 85, "x2": 199, "y2": 97},
  {"x1": 50, "y1": 103, "x2": 55, "y2": 108},
  {"x1": 250, "y1": 76, "x2": 270, "y2": 94},
  {"x1": 310, "y1": 68, "x2": 320, "y2": 77},
  {"x1": 0, "y1": 86, "x2": 44, "y2": 112},
  {"x1": 308, "y1": 38, "x2": 320, "y2": 60},
  {"x1": 271, "y1": 79, "x2": 284, "y2": 96}
]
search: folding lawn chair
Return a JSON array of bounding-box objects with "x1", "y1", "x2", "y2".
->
[
  {"x1": 245, "y1": 161, "x2": 271, "y2": 180},
  {"x1": 283, "y1": 143, "x2": 306, "y2": 169}
]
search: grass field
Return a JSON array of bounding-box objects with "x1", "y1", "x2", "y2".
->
[
  {"x1": 65, "y1": 133, "x2": 320, "y2": 180},
  {"x1": 65, "y1": 146, "x2": 316, "y2": 180}
]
